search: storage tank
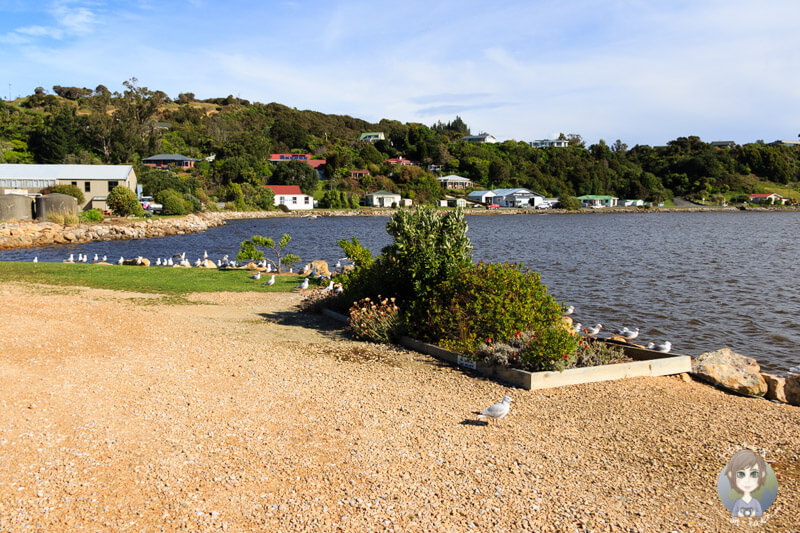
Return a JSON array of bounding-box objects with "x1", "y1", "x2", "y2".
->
[
  {"x1": 0, "y1": 194, "x2": 34, "y2": 221},
  {"x1": 36, "y1": 193, "x2": 78, "y2": 220}
]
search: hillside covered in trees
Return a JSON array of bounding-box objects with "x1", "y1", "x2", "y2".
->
[{"x1": 2, "y1": 79, "x2": 799, "y2": 209}]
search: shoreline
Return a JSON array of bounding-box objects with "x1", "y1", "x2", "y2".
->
[
  {"x1": 1, "y1": 204, "x2": 796, "y2": 251},
  {"x1": 0, "y1": 284, "x2": 796, "y2": 530}
]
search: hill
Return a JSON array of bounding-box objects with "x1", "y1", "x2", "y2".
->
[{"x1": 2, "y1": 80, "x2": 799, "y2": 210}]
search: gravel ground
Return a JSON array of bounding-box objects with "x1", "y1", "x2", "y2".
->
[{"x1": 0, "y1": 283, "x2": 797, "y2": 532}]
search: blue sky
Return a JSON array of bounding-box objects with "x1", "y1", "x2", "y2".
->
[{"x1": 1, "y1": 0, "x2": 798, "y2": 146}]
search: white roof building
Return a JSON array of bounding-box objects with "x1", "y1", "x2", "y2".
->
[
  {"x1": 0, "y1": 164, "x2": 138, "y2": 210},
  {"x1": 437, "y1": 175, "x2": 474, "y2": 189},
  {"x1": 492, "y1": 188, "x2": 545, "y2": 208}
]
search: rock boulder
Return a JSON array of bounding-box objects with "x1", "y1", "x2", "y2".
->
[
  {"x1": 692, "y1": 348, "x2": 767, "y2": 396},
  {"x1": 761, "y1": 373, "x2": 787, "y2": 403},
  {"x1": 785, "y1": 374, "x2": 800, "y2": 406}
]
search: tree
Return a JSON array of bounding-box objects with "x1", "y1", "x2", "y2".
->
[
  {"x1": 236, "y1": 233, "x2": 300, "y2": 272},
  {"x1": 42, "y1": 184, "x2": 85, "y2": 204},
  {"x1": 269, "y1": 160, "x2": 318, "y2": 194},
  {"x1": 107, "y1": 186, "x2": 145, "y2": 216}
]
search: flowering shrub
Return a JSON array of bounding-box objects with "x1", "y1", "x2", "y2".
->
[
  {"x1": 476, "y1": 327, "x2": 628, "y2": 372},
  {"x1": 410, "y1": 262, "x2": 562, "y2": 355},
  {"x1": 346, "y1": 296, "x2": 401, "y2": 343}
]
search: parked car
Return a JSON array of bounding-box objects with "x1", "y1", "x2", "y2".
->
[
  {"x1": 140, "y1": 196, "x2": 163, "y2": 214},
  {"x1": 536, "y1": 201, "x2": 552, "y2": 209},
  {"x1": 486, "y1": 203, "x2": 500, "y2": 209}
]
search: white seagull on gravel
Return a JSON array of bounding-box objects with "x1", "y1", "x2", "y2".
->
[
  {"x1": 647, "y1": 341, "x2": 672, "y2": 353},
  {"x1": 477, "y1": 396, "x2": 512, "y2": 426}
]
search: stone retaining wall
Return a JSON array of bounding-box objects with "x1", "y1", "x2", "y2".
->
[{"x1": 0, "y1": 212, "x2": 226, "y2": 250}]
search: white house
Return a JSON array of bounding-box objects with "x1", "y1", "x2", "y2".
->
[
  {"x1": 492, "y1": 188, "x2": 545, "y2": 208},
  {"x1": 263, "y1": 185, "x2": 314, "y2": 210},
  {"x1": 461, "y1": 133, "x2": 497, "y2": 144},
  {"x1": 466, "y1": 190, "x2": 496, "y2": 204},
  {"x1": 621, "y1": 199, "x2": 645, "y2": 207},
  {"x1": 437, "y1": 174, "x2": 474, "y2": 189},
  {"x1": 748, "y1": 193, "x2": 788, "y2": 205},
  {"x1": 365, "y1": 190, "x2": 401, "y2": 207},
  {"x1": 576, "y1": 195, "x2": 619, "y2": 208},
  {"x1": 530, "y1": 138, "x2": 569, "y2": 148},
  {"x1": 0, "y1": 164, "x2": 137, "y2": 210}
]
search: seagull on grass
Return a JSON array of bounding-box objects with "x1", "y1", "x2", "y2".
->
[
  {"x1": 250, "y1": 271, "x2": 262, "y2": 281},
  {"x1": 476, "y1": 396, "x2": 512, "y2": 426},
  {"x1": 263, "y1": 274, "x2": 276, "y2": 287},
  {"x1": 295, "y1": 278, "x2": 309, "y2": 291},
  {"x1": 32, "y1": 257, "x2": 38, "y2": 263}
]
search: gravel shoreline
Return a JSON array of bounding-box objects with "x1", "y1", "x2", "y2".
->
[{"x1": 0, "y1": 283, "x2": 797, "y2": 531}]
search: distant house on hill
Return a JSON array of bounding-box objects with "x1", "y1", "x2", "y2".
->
[
  {"x1": 262, "y1": 184, "x2": 314, "y2": 210},
  {"x1": 359, "y1": 132, "x2": 385, "y2": 143},
  {"x1": 142, "y1": 154, "x2": 200, "y2": 169},
  {"x1": 748, "y1": 193, "x2": 787, "y2": 205},
  {"x1": 530, "y1": 138, "x2": 569, "y2": 148},
  {"x1": 437, "y1": 174, "x2": 473, "y2": 189},
  {"x1": 268, "y1": 154, "x2": 327, "y2": 178},
  {"x1": 385, "y1": 156, "x2": 416, "y2": 166},
  {"x1": 709, "y1": 141, "x2": 736, "y2": 149},
  {"x1": 0, "y1": 164, "x2": 137, "y2": 211},
  {"x1": 461, "y1": 133, "x2": 497, "y2": 144},
  {"x1": 350, "y1": 169, "x2": 370, "y2": 179}
]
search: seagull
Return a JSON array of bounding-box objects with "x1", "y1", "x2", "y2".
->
[
  {"x1": 194, "y1": 258, "x2": 202, "y2": 267},
  {"x1": 65, "y1": 254, "x2": 74, "y2": 263},
  {"x1": 562, "y1": 305, "x2": 575, "y2": 315},
  {"x1": 335, "y1": 260, "x2": 342, "y2": 269},
  {"x1": 118, "y1": 256, "x2": 124, "y2": 265},
  {"x1": 203, "y1": 250, "x2": 208, "y2": 260},
  {"x1": 156, "y1": 258, "x2": 162, "y2": 266},
  {"x1": 334, "y1": 283, "x2": 344, "y2": 294},
  {"x1": 250, "y1": 271, "x2": 262, "y2": 281},
  {"x1": 622, "y1": 327, "x2": 640, "y2": 340},
  {"x1": 647, "y1": 341, "x2": 672, "y2": 353},
  {"x1": 136, "y1": 256, "x2": 143, "y2": 265},
  {"x1": 167, "y1": 258, "x2": 174, "y2": 266},
  {"x1": 263, "y1": 274, "x2": 276, "y2": 287},
  {"x1": 584, "y1": 324, "x2": 603, "y2": 336},
  {"x1": 32, "y1": 257, "x2": 38, "y2": 263},
  {"x1": 295, "y1": 278, "x2": 309, "y2": 291},
  {"x1": 477, "y1": 396, "x2": 512, "y2": 426},
  {"x1": 322, "y1": 280, "x2": 334, "y2": 292},
  {"x1": 572, "y1": 322, "x2": 582, "y2": 335},
  {"x1": 93, "y1": 254, "x2": 99, "y2": 263},
  {"x1": 102, "y1": 255, "x2": 107, "y2": 263}
]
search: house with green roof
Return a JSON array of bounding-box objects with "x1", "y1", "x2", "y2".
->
[
  {"x1": 359, "y1": 132, "x2": 385, "y2": 143},
  {"x1": 575, "y1": 195, "x2": 619, "y2": 208}
]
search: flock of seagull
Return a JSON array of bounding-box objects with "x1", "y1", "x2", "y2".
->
[
  {"x1": 40, "y1": 250, "x2": 347, "y2": 294},
  {"x1": 564, "y1": 305, "x2": 673, "y2": 353}
]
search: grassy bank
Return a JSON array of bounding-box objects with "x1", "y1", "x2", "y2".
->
[{"x1": 0, "y1": 261, "x2": 305, "y2": 295}]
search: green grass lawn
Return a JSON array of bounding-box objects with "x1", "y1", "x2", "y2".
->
[{"x1": 0, "y1": 261, "x2": 308, "y2": 295}]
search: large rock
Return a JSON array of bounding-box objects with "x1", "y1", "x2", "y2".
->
[
  {"x1": 762, "y1": 373, "x2": 787, "y2": 403},
  {"x1": 301, "y1": 260, "x2": 330, "y2": 278},
  {"x1": 691, "y1": 348, "x2": 767, "y2": 397},
  {"x1": 785, "y1": 374, "x2": 800, "y2": 406}
]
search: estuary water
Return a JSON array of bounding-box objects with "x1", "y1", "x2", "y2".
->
[{"x1": 2, "y1": 211, "x2": 798, "y2": 372}]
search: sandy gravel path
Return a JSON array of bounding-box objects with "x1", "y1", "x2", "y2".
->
[{"x1": 0, "y1": 283, "x2": 797, "y2": 532}]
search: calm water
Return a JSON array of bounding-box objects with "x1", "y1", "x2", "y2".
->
[{"x1": 2, "y1": 212, "x2": 799, "y2": 372}]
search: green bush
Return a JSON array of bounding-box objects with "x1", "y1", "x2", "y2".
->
[
  {"x1": 156, "y1": 189, "x2": 186, "y2": 215},
  {"x1": 107, "y1": 186, "x2": 144, "y2": 217},
  {"x1": 519, "y1": 325, "x2": 579, "y2": 371},
  {"x1": 79, "y1": 208, "x2": 103, "y2": 222},
  {"x1": 45, "y1": 184, "x2": 85, "y2": 205},
  {"x1": 558, "y1": 195, "x2": 581, "y2": 210},
  {"x1": 410, "y1": 262, "x2": 563, "y2": 355}
]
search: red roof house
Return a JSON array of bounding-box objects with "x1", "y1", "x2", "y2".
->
[{"x1": 262, "y1": 185, "x2": 314, "y2": 210}]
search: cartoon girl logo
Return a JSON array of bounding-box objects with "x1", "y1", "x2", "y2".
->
[{"x1": 717, "y1": 449, "x2": 778, "y2": 518}]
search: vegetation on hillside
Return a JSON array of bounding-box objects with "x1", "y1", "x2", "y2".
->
[{"x1": 2, "y1": 79, "x2": 800, "y2": 207}]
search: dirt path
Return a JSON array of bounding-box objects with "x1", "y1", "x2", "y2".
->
[{"x1": 0, "y1": 283, "x2": 797, "y2": 531}]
